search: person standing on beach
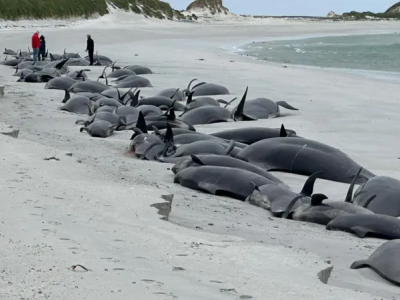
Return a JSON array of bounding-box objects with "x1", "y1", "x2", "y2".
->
[
  {"x1": 31, "y1": 31, "x2": 40, "y2": 62},
  {"x1": 38, "y1": 35, "x2": 46, "y2": 61},
  {"x1": 85, "y1": 34, "x2": 94, "y2": 65}
]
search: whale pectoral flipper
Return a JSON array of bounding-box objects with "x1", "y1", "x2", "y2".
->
[
  {"x1": 350, "y1": 259, "x2": 369, "y2": 269},
  {"x1": 361, "y1": 195, "x2": 377, "y2": 209},
  {"x1": 223, "y1": 97, "x2": 237, "y2": 108},
  {"x1": 224, "y1": 140, "x2": 235, "y2": 155},
  {"x1": 75, "y1": 119, "x2": 85, "y2": 125},
  {"x1": 217, "y1": 99, "x2": 229, "y2": 105},
  {"x1": 62, "y1": 90, "x2": 71, "y2": 103},
  {"x1": 351, "y1": 226, "x2": 370, "y2": 238},
  {"x1": 282, "y1": 195, "x2": 305, "y2": 219},
  {"x1": 198, "y1": 182, "x2": 217, "y2": 195},
  {"x1": 170, "y1": 88, "x2": 180, "y2": 100},
  {"x1": 152, "y1": 126, "x2": 161, "y2": 136},
  {"x1": 275, "y1": 101, "x2": 299, "y2": 111},
  {"x1": 190, "y1": 155, "x2": 204, "y2": 165}
]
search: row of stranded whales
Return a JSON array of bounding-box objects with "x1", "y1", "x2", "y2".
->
[{"x1": 3, "y1": 46, "x2": 399, "y2": 290}]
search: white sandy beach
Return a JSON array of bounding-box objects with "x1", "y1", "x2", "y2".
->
[{"x1": 1, "y1": 9, "x2": 400, "y2": 299}]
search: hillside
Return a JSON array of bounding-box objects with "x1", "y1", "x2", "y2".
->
[
  {"x1": 386, "y1": 2, "x2": 400, "y2": 14},
  {"x1": 186, "y1": 0, "x2": 229, "y2": 15},
  {"x1": 0, "y1": 0, "x2": 184, "y2": 21},
  {"x1": 342, "y1": 2, "x2": 400, "y2": 20}
]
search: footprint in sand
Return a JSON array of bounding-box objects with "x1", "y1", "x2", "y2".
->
[
  {"x1": 41, "y1": 228, "x2": 57, "y2": 234},
  {"x1": 140, "y1": 279, "x2": 164, "y2": 288},
  {"x1": 153, "y1": 291, "x2": 177, "y2": 299},
  {"x1": 48, "y1": 221, "x2": 62, "y2": 226}
]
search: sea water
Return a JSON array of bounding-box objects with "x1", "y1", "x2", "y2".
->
[{"x1": 237, "y1": 33, "x2": 400, "y2": 74}]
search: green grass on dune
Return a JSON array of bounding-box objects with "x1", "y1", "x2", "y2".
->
[
  {"x1": 386, "y1": 2, "x2": 400, "y2": 14},
  {"x1": 0, "y1": 0, "x2": 184, "y2": 21},
  {"x1": 186, "y1": 0, "x2": 227, "y2": 14},
  {"x1": 342, "y1": 1, "x2": 400, "y2": 20}
]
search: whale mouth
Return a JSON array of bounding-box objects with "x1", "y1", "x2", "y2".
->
[{"x1": 129, "y1": 142, "x2": 136, "y2": 153}]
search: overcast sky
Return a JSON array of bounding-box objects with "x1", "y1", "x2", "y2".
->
[{"x1": 168, "y1": 0, "x2": 397, "y2": 16}]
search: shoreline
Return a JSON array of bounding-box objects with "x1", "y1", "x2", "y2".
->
[
  {"x1": 1, "y1": 15, "x2": 400, "y2": 299},
  {"x1": 2, "y1": 13, "x2": 400, "y2": 30},
  {"x1": 230, "y1": 30, "x2": 400, "y2": 83}
]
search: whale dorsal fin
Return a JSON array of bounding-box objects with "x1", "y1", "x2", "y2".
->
[
  {"x1": 163, "y1": 107, "x2": 176, "y2": 121},
  {"x1": 159, "y1": 123, "x2": 175, "y2": 157},
  {"x1": 310, "y1": 193, "x2": 329, "y2": 206},
  {"x1": 186, "y1": 91, "x2": 194, "y2": 105},
  {"x1": 232, "y1": 87, "x2": 255, "y2": 121},
  {"x1": 187, "y1": 78, "x2": 197, "y2": 90},
  {"x1": 279, "y1": 124, "x2": 287, "y2": 137},
  {"x1": 345, "y1": 167, "x2": 362, "y2": 203},
  {"x1": 136, "y1": 111, "x2": 147, "y2": 134},
  {"x1": 299, "y1": 171, "x2": 324, "y2": 196}
]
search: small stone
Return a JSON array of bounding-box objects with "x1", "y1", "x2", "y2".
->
[
  {"x1": 0, "y1": 127, "x2": 19, "y2": 138},
  {"x1": 43, "y1": 156, "x2": 60, "y2": 161}
]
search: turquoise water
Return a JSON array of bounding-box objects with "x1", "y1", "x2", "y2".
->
[{"x1": 237, "y1": 33, "x2": 400, "y2": 73}]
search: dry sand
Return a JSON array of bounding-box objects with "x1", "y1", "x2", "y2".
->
[{"x1": 1, "y1": 11, "x2": 400, "y2": 299}]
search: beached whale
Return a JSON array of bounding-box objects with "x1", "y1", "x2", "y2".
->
[
  {"x1": 182, "y1": 78, "x2": 230, "y2": 97},
  {"x1": 235, "y1": 137, "x2": 376, "y2": 184},
  {"x1": 351, "y1": 175, "x2": 400, "y2": 217},
  {"x1": 351, "y1": 239, "x2": 400, "y2": 286},
  {"x1": 210, "y1": 124, "x2": 297, "y2": 145},
  {"x1": 231, "y1": 87, "x2": 298, "y2": 120}
]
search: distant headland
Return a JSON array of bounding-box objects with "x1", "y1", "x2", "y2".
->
[{"x1": 1, "y1": 0, "x2": 400, "y2": 23}]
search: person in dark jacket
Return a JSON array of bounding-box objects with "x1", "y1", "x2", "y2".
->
[
  {"x1": 38, "y1": 35, "x2": 46, "y2": 61},
  {"x1": 86, "y1": 34, "x2": 94, "y2": 65}
]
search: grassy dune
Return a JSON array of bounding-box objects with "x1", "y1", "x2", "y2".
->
[
  {"x1": 0, "y1": 0, "x2": 184, "y2": 21},
  {"x1": 342, "y1": 1, "x2": 400, "y2": 20},
  {"x1": 186, "y1": 0, "x2": 228, "y2": 14}
]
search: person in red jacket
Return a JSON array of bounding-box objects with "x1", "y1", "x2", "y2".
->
[{"x1": 31, "y1": 31, "x2": 40, "y2": 62}]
